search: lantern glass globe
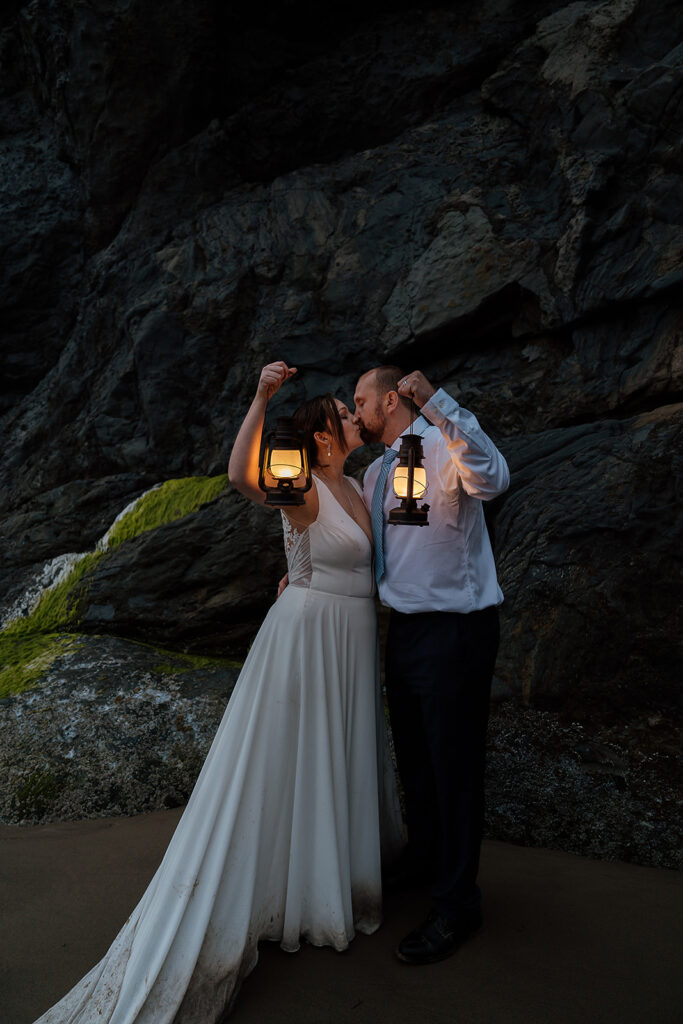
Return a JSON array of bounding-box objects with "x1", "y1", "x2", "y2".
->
[
  {"x1": 393, "y1": 465, "x2": 427, "y2": 499},
  {"x1": 269, "y1": 448, "x2": 303, "y2": 480}
]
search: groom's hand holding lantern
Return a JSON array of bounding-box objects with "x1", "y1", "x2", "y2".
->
[
  {"x1": 396, "y1": 370, "x2": 436, "y2": 408},
  {"x1": 387, "y1": 369, "x2": 434, "y2": 528}
]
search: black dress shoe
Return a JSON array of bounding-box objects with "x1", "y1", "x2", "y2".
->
[{"x1": 396, "y1": 909, "x2": 481, "y2": 964}]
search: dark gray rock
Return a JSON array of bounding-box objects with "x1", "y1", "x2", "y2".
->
[
  {"x1": 0, "y1": 0, "x2": 681, "y2": 850},
  {"x1": 494, "y1": 404, "x2": 682, "y2": 710},
  {"x1": 0, "y1": 22, "x2": 84, "y2": 416},
  {"x1": 2, "y1": 635, "x2": 678, "y2": 869},
  {"x1": 0, "y1": 475, "x2": 153, "y2": 608},
  {"x1": 78, "y1": 490, "x2": 286, "y2": 654},
  {"x1": 0, "y1": 635, "x2": 239, "y2": 823},
  {"x1": 485, "y1": 702, "x2": 681, "y2": 869}
]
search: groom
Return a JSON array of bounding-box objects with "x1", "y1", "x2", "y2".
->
[{"x1": 353, "y1": 366, "x2": 509, "y2": 965}]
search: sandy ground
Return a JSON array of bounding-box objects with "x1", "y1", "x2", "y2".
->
[{"x1": 1, "y1": 808, "x2": 681, "y2": 1024}]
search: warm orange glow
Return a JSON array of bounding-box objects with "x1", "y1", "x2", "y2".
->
[
  {"x1": 393, "y1": 466, "x2": 427, "y2": 499},
  {"x1": 268, "y1": 448, "x2": 303, "y2": 480}
]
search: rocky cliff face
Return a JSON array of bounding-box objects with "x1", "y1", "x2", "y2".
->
[{"x1": 0, "y1": 1, "x2": 680, "y2": 848}]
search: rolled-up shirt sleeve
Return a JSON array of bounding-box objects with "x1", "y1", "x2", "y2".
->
[{"x1": 421, "y1": 388, "x2": 510, "y2": 500}]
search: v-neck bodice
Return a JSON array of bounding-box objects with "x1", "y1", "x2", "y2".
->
[{"x1": 281, "y1": 476, "x2": 374, "y2": 597}]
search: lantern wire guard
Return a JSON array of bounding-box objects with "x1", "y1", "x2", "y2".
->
[{"x1": 388, "y1": 398, "x2": 430, "y2": 526}]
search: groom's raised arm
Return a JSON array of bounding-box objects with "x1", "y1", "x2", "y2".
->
[
  {"x1": 422, "y1": 388, "x2": 509, "y2": 499},
  {"x1": 398, "y1": 371, "x2": 509, "y2": 501}
]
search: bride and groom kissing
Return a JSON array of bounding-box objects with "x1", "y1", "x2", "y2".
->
[{"x1": 35, "y1": 362, "x2": 509, "y2": 1024}]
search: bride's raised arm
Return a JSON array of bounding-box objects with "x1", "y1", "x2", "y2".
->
[
  {"x1": 228, "y1": 361, "x2": 296, "y2": 504},
  {"x1": 228, "y1": 362, "x2": 319, "y2": 528}
]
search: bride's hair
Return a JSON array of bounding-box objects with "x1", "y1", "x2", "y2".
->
[{"x1": 292, "y1": 394, "x2": 347, "y2": 467}]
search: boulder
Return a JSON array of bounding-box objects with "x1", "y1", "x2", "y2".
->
[
  {"x1": 495, "y1": 404, "x2": 682, "y2": 708},
  {"x1": 0, "y1": 634, "x2": 239, "y2": 823},
  {"x1": 2, "y1": 635, "x2": 678, "y2": 870}
]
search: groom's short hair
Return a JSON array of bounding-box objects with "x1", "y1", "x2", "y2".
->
[
  {"x1": 373, "y1": 365, "x2": 404, "y2": 396},
  {"x1": 373, "y1": 365, "x2": 412, "y2": 411}
]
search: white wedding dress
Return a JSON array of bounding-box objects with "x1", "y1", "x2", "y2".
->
[{"x1": 36, "y1": 476, "x2": 404, "y2": 1024}]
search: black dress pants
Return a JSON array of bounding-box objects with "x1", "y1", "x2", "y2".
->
[{"x1": 385, "y1": 605, "x2": 499, "y2": 920}]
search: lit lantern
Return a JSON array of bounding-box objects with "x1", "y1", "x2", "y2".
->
[
  {"x1": 388, "y1": 434, "x2": 430, "y2": 526},
  {"x1": 258, "y1": 417, "x2": 312, "y2": 506}
]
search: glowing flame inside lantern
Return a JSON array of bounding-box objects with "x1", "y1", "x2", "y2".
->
[
  {"x1": 387, "y1": 432, "x2": 430, "y2": 526},
  {"x1": 393, "y1": 465, "x2": 427, "y2": 500},
  {"x1": 258, "y1": 417, "x2": 312, "y2": 506},
  {"x1": 268, "y1": 448, "x2": 303, "y2": 480}
]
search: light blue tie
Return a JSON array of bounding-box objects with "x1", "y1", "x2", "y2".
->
[{"x1": 371, "y1": 448, "x2": 398, "y2": 583}]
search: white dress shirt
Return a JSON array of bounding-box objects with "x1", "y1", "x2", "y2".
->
[{"x1": 362, "y1": 388, "x2": 510, "y2": 614}]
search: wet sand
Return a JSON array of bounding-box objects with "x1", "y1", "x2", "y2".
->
[{"x1": 2, "y1": 808, "x2": 681, "y2": 1024}]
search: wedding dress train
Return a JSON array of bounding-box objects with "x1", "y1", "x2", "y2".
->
[{"x1": 36, "y1": 476, "x2": 404, "y2": 1024}]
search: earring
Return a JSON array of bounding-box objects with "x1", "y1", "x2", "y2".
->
[{"x1": 327, "y1": 443, "x2": 332, "y2": 456}]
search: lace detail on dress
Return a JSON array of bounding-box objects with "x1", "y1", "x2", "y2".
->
[
  {"x1": 281, "y1": 512, "x2": 312, "y2": 587},
  {"x1": 281, "y1": 513, "x2": 300, "y2": 558}
]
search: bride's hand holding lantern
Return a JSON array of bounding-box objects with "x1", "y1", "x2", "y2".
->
[
  {"x1": 253, "y1": 362, "x2": 311, "y2": 507},
  {"x1": 229, "y1": 360, "x2": 304, "y2": 506},
  {"x1": 257, "y1": 361, "x2": 298, "y2": 401}
]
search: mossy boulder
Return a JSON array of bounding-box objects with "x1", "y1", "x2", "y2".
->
[
  {"x1": 77, "y1": 487, "x2": 285, "y2": 654},
  {"x1": 0, "y1": 475, "x2": 232, "y2": 698},
  {"x1": 0, "y1": 633, "x2": 84, "y2": 700},
  {"x1": 104, "y1": 475, "x2": 228, "y2": 549}
]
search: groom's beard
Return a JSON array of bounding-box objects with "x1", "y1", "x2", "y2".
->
[
  {"x1": 358, "y1": 407, "x2": 386, "y2": 445},
  {"x1": 359, "y1": 423, "x2": 382, "y2": 445}
]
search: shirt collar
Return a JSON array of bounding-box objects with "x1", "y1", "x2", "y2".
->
[{"x1": 389, "y1": 415, "x2": 430, "y2": 452}]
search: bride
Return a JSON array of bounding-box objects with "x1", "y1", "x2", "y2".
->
[{"x1": 35, "y1": 360, "x2": 403, "y2": 1024}]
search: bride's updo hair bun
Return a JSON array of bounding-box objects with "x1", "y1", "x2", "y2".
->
[{"x1": 292, "y1": 394, "x2": 346, "y2": 467}]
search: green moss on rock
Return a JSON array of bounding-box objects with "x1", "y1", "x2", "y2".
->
[
  {"x1": 0, "y1": 633, "x2": 83, "y2": 699},
  {"x1": 0, "y1": 549, "x2": 99, "y2": 697},
  {"x1": 10, "y1": 551, "x2": 104, "y2": 638},
  {"x1": 0, "y1": 475, "x2": 230, "y2": 698},
  {"x1": 153, "y1": 649, "x2": 243, "y2": 675},
  {"x1": 106, "y1": 475, "x2": 228, "y2": 549}
]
